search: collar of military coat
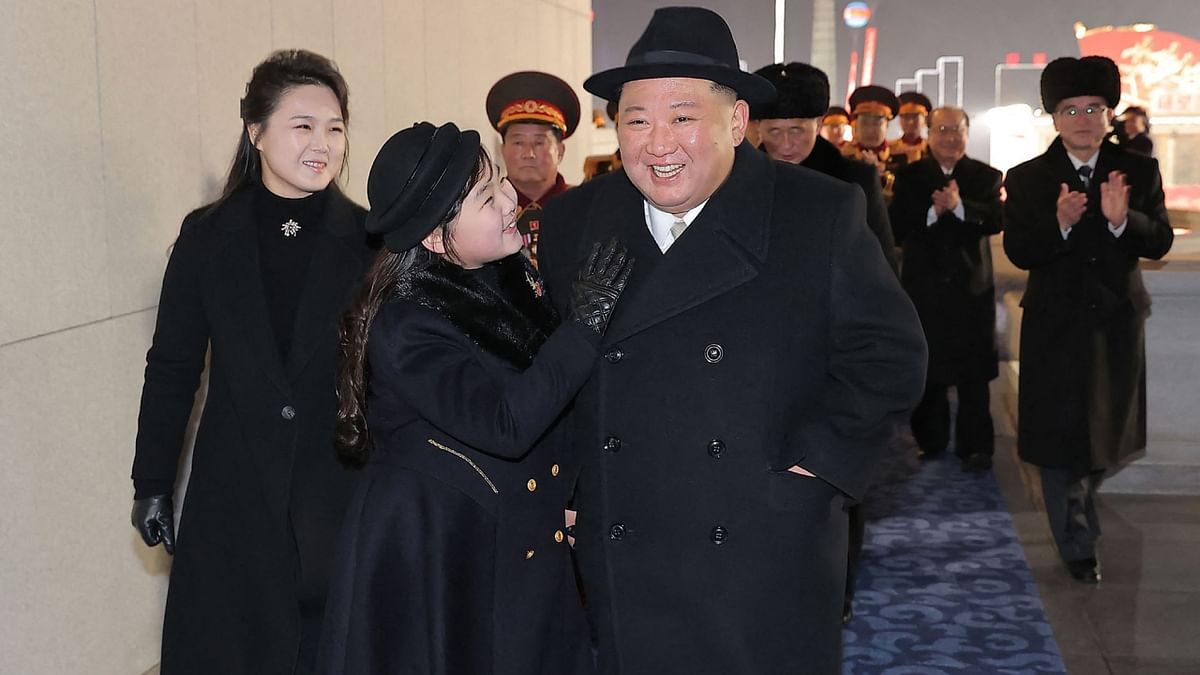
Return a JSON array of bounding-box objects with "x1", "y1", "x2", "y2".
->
[{"x1": 202, "y1": 184, "x2": 363, "y2": 238}]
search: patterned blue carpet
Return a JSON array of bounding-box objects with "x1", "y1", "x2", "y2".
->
[{"x1": 842, "y1": 444, "x2": 1066, "y2": 674}]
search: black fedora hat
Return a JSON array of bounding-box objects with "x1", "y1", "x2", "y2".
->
[
  {"x1": 584, "y1": 7, "x2": 775, "y2": 107},
  {"x1": 486, "y1": 71, "x2": 582, "y2": 139},
  {"x1": 364, "y1": 122, "x2": 481, "y2": 253}
]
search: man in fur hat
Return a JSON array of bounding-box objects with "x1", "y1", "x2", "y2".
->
[
  {"x1": 889, "y1": 91, "x2": 932, "y2": 165},
  {"x1": 487, "y1": 71, "x2": 581, "y2": 265},
  {"x1": 750, "y1": 61, "x2": 900, "y2": 625},
  {"x1": 537, "y1": 7, "x2": 927, "y2": 672},
  {"x1": 751, "y1": 61, "x2": 897, "y2": 275},
  {"x1": 1004, "y1": 56, "x2": 1172, "y2": 585}
]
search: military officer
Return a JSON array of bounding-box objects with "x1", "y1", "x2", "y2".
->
[
  {"x1": 821, "y1": 106, "x2": 851, "y2": 148},
  {"x1": 842, "y1": 84, "x2": 902, "y2": 196},
  {"x1": 486, "y1": 70, "x2": 581, "y2": 265},
  {"x1": 889, "y1": 91, "x2": 931, "y2": 165}
]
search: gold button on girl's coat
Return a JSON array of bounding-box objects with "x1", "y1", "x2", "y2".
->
[
  {"x1": 551, "y1": 464, "x2": 560, "y2": 477},
  {"x1": 527, "y1": 479, "x2": 537, "y2": 492},
  {"x1": 525, "y1": 549, "x2": 535, "y2": 560},
  {"x1": 554, "y1": 530, "x2": 565, "y2": 543}
]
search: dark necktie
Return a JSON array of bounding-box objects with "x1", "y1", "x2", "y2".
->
[{"x1": 1078, "y1": 165, "x2": 1092, "y2": 190}]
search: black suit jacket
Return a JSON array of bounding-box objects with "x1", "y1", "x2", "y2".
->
[
  {"x1": 538, "y1": 143, "x2": 926, "y2": 674},
  {"x1": 1003, "y1": 137, "x2": 1172, "y2": 470},
  {"x1": 890, "y1": 155, "x2": 1003, "y2": 383},
  {"x1": 132, "y1": 187, "x2": 375, "y2": 674}
]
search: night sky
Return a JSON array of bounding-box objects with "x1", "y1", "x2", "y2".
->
[{"x1": 592, "y1": 0, "x2": 1200, "y2": 159}]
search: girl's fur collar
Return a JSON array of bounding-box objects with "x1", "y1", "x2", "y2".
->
[{"x1": 394, "y1": 254, "x2": 558, "y2": 369}]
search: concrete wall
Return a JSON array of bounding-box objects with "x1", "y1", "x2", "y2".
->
[{"x1": 0, "y1": 1, "x2": 592, "y2": 672}]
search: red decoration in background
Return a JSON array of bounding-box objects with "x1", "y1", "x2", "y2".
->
[
  {"x1": 1006, "y1": 52, "x2": 1020, "y2": 65},
  {"x1": 862, "y1": 27, "x2": 878, "y2": 86},
  {"x1": 1077, "y1": 25, "x2": 1200, "y2": 115},
  {"x1": 847, "y1": 51, "x2": 860, "y2": 101}
]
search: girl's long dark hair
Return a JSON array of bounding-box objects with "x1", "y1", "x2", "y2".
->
[
  {"x1": 220, "y1": 49, "x2": 351, "y2": 202},
  {"x1": 335, "y1": 147, "x2": 494, "y2": 466}
]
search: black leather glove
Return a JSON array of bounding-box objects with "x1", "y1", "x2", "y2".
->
[
  {"x1": 569, "y1": 238, "x2": 634, "y2": 336},
  {"x1": 132, "y1": 494, "x2": 176, "y2": 555}
]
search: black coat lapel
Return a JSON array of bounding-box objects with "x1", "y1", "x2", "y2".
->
[
  {"x1": 286, "y1": 191, "x2": 366, "y2": 379},
  {"x1": 605, "y1": 144, "x2": 771, "y2": 343},
  {"x1": 216, "y1": 191, "x2": 292, "y2": 395}
]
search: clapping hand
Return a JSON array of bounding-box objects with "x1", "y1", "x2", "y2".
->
[
  {"x1": 932, "y1": 179, "x2": 961, "y2": 217},
  {"x1": 1100, "y1": 170, "x2": 1130, "y2": 227},
  {"x1": 1056, "y1": 183, "x2": 1088, "y2": 232}
]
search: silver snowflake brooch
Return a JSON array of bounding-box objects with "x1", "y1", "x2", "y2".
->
[{"x1": 281, "y1": 219, "x2": 301, "y2": 237}]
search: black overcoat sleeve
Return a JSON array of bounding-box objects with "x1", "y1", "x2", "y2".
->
[
  {"x1": 370, "y1": 302, "x2": 600, "y2": 459},
  {"x1": 1002, "y1": 162, "x2": 1076, "y2": 271},
  {"x1": 1113, "y1": 160, "x2": 1173, "y2": 260},
  {"x1": 851, "y1": 159, "x2": 899, "y2": 274},
  {"x1": 783, "y1": 189, "x2": 928, "y2": 499},
  {"x1": 131, "y1": 211, "x2": 211, "y2": 496}
]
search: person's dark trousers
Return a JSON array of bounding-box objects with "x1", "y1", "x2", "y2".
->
[
  {"x1": 844, "y1": 501, "x2": 866, "y2": 608},
  {"x1": 910, "y1": 379, "x2": 994, "y2": 458},
  {"x1": 1040, "y1": 466, "x2": 1104, "y2": 562}
]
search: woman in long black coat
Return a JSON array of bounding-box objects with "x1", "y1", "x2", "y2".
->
[
  {"x1": 130, "y1": 51, "x2": 375, "y2": 674},
  {"x1": 316, "y1": 122, "x2": 631, "y2": 674}
]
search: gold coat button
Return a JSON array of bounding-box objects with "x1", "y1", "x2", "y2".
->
[
  {"x1": 551, "y1": 464, "x2": 560, "y2": 477},
  {"x1": 527, "y1": 479, "x2": 537, "y2": 492},
  {"x1": 525, "y1": 549, "x2": 535, "y2": 560},
  {"x1": 554, "y1": 530, "x2": 565, "y2": 543}
]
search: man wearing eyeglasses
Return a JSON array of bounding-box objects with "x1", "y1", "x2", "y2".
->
[
  {"x1": 890, "y1": 107, "x2": 1003, "y2": 474},
  {"x1": 1003, "y1": 56, "x2": 1173, "y2": 585}
]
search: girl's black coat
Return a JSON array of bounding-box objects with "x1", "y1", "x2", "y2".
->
[
  {"x1": 132, "y1": 187, "x2": 374, "y2": 674},
  {"x1": 317, "y1": 256, "x2": 598, "y2": 675}
]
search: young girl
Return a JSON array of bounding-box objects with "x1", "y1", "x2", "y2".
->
[
  {"x1": 130, "y1": 50, "x2": 375, "y2": 673},
  {"x1": 317, "y1": 121, "x2": 631, "y2": 674}
]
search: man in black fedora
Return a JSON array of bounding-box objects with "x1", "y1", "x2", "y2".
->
[
  {"x1": 538, "y1": 7, "x2": 927, "y2": 672},
  {"x1": 1004, "y1": 56, "x2": 1172, "y2": 584}
]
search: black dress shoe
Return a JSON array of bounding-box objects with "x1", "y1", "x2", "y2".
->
[
  {"x1": 917, "y1": 448, "x2": 944, "y2": 461},
  {"x1": 960, "y1": 453, "x2": 993, "y2": 473},
  {"x1": 1066, "y1": 557, "x2": 1101, "y2": 584}
]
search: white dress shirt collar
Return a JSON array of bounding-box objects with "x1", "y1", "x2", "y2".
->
[{"x1": 644, "y1": 200, "x2": 708, "y2": 253}]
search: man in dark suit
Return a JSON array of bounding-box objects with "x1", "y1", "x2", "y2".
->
[
  {"x1": 538, "y1": 7, "x2": 927, "y2": 673},
  {"x1": 1004, "y1": 56, "x2": 1172, "y2": 584},
  {"x1": 751, "y1": 61, "x2": 898, "y2": 274},
  {"x1": 890, "y1": 107, "x2": 1003, "y2": 473}
]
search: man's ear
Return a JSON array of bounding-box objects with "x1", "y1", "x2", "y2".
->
[
  {"x1": 730, "y1": 99, "x2": 750, "y2": 145},
  {"x1": 421, "y1": 228, "x2": 446, "y2": 255}
]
